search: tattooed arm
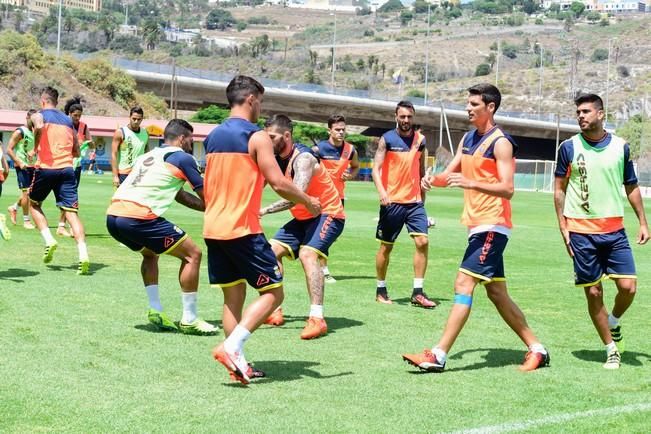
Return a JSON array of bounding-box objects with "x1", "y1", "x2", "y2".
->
[{"x1": 261, "y1": 152, "x2": 317, "y2": 216}]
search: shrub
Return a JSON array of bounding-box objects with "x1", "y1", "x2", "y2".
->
[
  {"x1": 590, "y1": 48, "x2": 608, "y2": 62},
  {"x1": 475, "y1": 63, "x2": 491, "y2": 76}
]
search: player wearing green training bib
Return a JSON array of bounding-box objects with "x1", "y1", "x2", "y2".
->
[
  {"x1": 554, "y1": 93, "x2": 649, "y2": 370},
  {"x1": 6, "y1": 110, "x2": 37, "y2": 229},
  {"x1": 111, "y1": 106, "x2": 149, "y2": 187},
  {"x1": 106, "y1": 119, "x2": 217, "y2": 336}
]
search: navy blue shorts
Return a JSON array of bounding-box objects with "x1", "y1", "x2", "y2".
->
[
  {"x1": 74, "y1": 166, "x2": 82, "y2": 188},
  {"x1": 29, "y1": 168, "x2": 79, "y2": 211},
  {"x1": 459, "y1": 231, "x2": 509, "y2": 283},
  {"x1": 205, "y1": 234, "x2": 283, "y2": 292},
  {"x1": 16, "y1": 167, "x2": 35, "y2": 190},
  {"x1": 118, "y1": 173, "x2": 129, "y2": 185},
  {"x1": 569, "y1": 229, "x2": 636, "y2": 286},
  {"x1": 106, "y1": 215, "x2": 187, "y2": 255},
  {"x1": 271, "y1": 214, "x2": 345, "y2": 259},
  {"x1": 375, "y1": 202, "x2": 428, "y2": 244}
]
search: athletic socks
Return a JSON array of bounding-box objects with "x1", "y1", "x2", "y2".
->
[
  {"x1": 309, "y1": 304, "x2": 324, "y2": 319},
  {"x1": 606, "y1": 341, "x2": 618, "y2": 354},
  {"x1": 224, "y1": 324, "x2": 251, "y2": 354},
  {"x1": 376, "y1": 280, "x2": 388, "y2": 296},
  {"x1": 529, "y1": 343, "x2": 547, "y2": 355},
  {"x1": 145, "y1": 284, "x2": 163, "y2": 312},
  {"x1": 431, "y1": 346, "x2": 447, "y2": 364},
  {"x1": 412, "y1": 278, "x2": 424, "y2": 296},
  {"x1": 40, "y1": 228, "x2": 56, "y2": 246},
  {"x1": 322, "y1": 266, "x2": 330, "y2": 276},
  {"x1": 77, "y1": 241, "x2": 89, "y2": 261},
  {"x1": 181, "y1": 292, "x2": 198, "y2": 324},
  {"x1": 608, "y1": 313, "x2": 620, "y2": 329}
]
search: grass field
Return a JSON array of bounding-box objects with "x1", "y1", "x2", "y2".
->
[{"x1": 1, "y1": 175, "x2": 650, "y2": 433}]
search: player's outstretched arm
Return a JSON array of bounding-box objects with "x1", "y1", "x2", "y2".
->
[
  {"x1": 111, "y1": 128, "x2": 123, "y2": 186},
  {"x1": 30, "y1": 112, "x2": 44, "y2": 157},
  {"x1": 6, "y1": 129, "x2": 25, "y2": 169},
  {"x1": 345, "y1": 147, "x2": 360, "y2": 180},
  {"x1": 423, "y1": 137, "x2": 463, "y2": 191},
  {"x1": 372, "y1": 137, "x2": 390, "y2": 205},
  {"x1": 1, "y1": 152, "x2": 8, "y2": 180},
  {"x1": 261, "y1": 153, "x2": 316, "y2": 216},
  {"x1": 252, "y1": 131, "x2": 321, "y2": 216},
  {"x1": 553, "y1": 176, "x2": 573, "y2": 257},
  {"x1": 175, "y1": 187, "x2": 204, "y2": 211},
  {"x1": 624, "y1": 184, "x2": 650, "y2": 245}
]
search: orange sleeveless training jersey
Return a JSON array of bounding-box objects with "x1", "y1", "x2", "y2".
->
[
  {"x1": 36, "y1": 109, "x2": 75, "y2": 169},
  {"x1": 202, "y1": 118, "x2": 265, "y2": 240},
  {"x1": 317, "y1": 141, "x2": 354, "y2": 199},
  {"x1": 380, "y1": 129, "x2": 424, "y2": 204},
  {"x1": 460, "y1": 126, "x2": 514, "y2": 228},
  {"x1": 284, "y1": 145, "x2": 344, "y2": 221}
]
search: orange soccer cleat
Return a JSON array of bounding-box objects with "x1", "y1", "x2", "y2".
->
[
  {"x1": 300, "y1": 317, "x2": 327, "y2": 340},
  {"x1": 518, "y1": 349, "x2": 550, "y2": 372},
  {"x1": 264, "y1": 307, "x2": 285, "y2": 326},
  {"x1": 402, "y1": 349, "x2": 446, "y2": 373},
  {"x1": 411, "y1": 293, "x2": 438, "y2": 309},
  {"x1": 212, "y1": 344, "x2": 250, "y2": 385}
]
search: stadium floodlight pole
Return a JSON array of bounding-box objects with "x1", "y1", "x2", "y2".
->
[
  {"x1": 330, "y1": 4, "x2": 337, "y2": 91},
  {"x1": 423, "y1": 4, "x2": 431, "y2": 106},
  {"x1": 56, "y1": 0, "x2": 63, "y2": 58}
]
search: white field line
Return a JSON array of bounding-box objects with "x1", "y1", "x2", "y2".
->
[{"x1": 447, "y1": 401, "x2": 651, "y2": 434}]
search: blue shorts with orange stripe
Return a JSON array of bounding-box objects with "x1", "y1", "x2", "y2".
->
[
  {"x1": 271, "y1": 214, "x2": 345, "y2": 259},
  {"x1": 16, "y1": 167, "x2": 35, "y2": 190},
  {"x1": 205, "y1": 234, "x2": 283, "y2": 292},
  {"x1": 106, "y1": 215, "x2": 187, "y2": 255},
  {"x1": 376, "y1": 202, "x2": 428, "y2": 244},
  {"x1": 459, "y1": 231, "x2": 508, "y2": 283},
  {"x1": 569, "y1": 229, "x2": 636, "y2": 286},
  {"x1": 29, "y1": 167, "x2": 79, "y2": 211}
]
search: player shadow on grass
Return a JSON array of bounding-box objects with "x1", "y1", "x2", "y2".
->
[
  {"x1": 0, "y1": 268, "x2": 40, "y2": 282},
  {"x1": 572, "y1": 350, "x2": 651, "y2": 367},
  {"x1": 46, "y1": 262, "x2": 109, "y2": 275},
  {"x1": 134, "y1": 319, "x2": 222, "y2": 334},
  {"x1": 224, "y1": 360, "x2": 353, "y2": 386},
  {"x1": 261, "y1": 314, "x2": 363, "y2": 335},
  {"x1": 407, "y1": 348, "x2": 523, "y2": 373},
  {"x1": 330, "y1": 275, "x2": 376, "y2": 281},
  {"x1": 391, "y1": 296, "x2": 451, "y2": 307},
  {"x1": 85, "y1": 233, "x2": 113, "y2": 239}
]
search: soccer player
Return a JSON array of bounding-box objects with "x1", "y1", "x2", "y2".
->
[
  {"x1": 402, "y1": 84, "x2": 549, "y2": 373},
  {"x1": 0, "y1": 143, "x2": 10, "y2": 240},
  {"x1": 313, "y1": 114, "x2": 359, "y2": 284},
  {"x1": 204, "y1": 76, "x2": 320, "y2": 384},
  {"x1": 554, "y1": 93, "x2": 649, "y2": 370},
  {"x1": 6, "y1": 109, "x2": 37, "y2": 230},
  {"x1": 29, "y1": 86, "x2": 90, "y2": 275},
  {"x1": 107, "y1": 119, "x2": 217, "y2": 335},
  {"x1": 372, "y1": 100, "x2": 436, "y2": 308},
  {"x1": 56, "y1": 97, "x2": 93, "y2": 237},
  {"x1": 111, "y1": 106, "x2": 148, "y2": 188},
  {"x1": 261, "y1": 114, "x2": 346, "y2": 340}
]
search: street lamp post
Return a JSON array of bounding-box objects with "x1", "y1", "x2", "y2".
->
[
  {"x1": 536, "y1": 43, "x2": 544, "y2": 117},
  {"x1": 56, "y1": 0, "x2": 63, "y2": 58},
  {"x1": 605, "y1": 37, "x2": 617, "y2": 122},
  {"x1": 423, "y1": 4, "x2": 431, "y2": 105},
  {"x1": 331, "y1": 4, "x2": 337, "y2": 90}
]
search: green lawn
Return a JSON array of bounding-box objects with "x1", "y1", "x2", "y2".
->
[{"x1": 1, "y1": 176, "x2": 650, "y2": 433}]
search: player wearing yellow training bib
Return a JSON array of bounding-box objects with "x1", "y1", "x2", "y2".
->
[{"x1": 111, "y1": 106, "x2": 149, "y2": 187}]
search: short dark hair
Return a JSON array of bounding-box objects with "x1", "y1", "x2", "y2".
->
[
  {"x1": 41, "y1": 86, "x2": 59, "y2": 105},
  {"x1": 468, "y1": 83, "x2": 501, "y2": 113},
  {"x1": 64, "y1": 96, "x2": 83, "y2": 115},
  {"x1": 328, "y1": 114, "x2": 346, "y2": 128},
  {"x1": 574, "y1": 93, "x2": 603, "y2": 110},
  {"x1": 395, "y1": 100, "x2": 415, "y2": 114},
  {"x1": 130, "y1": 106, "x2": 144, "y2": 116},
  {"x1": 265, "y1": 114, "x2": 293, "y2": 134},
  {"x1": 226, "y1": 75, "x2": 265, "y2": 107},
  {"x1": 26, "y1": 109, "x2": 37, "y2": 117},
  {"x1": 164, "y1": 119, "x2": 193, "y2": 142}
]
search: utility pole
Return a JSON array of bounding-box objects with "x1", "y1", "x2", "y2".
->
[
  {"x1": 423, "y1": 4, "x2": 431, "y2": 105},
  {"x1": 171, "y1": 58, "x2": 176, "y2": 118},
  {"x1": 495, "y1": 39, "x2": 500, "y2": 87},
  {"x1": 605, "y1": 37, "x2": 617, "y2": 122},
  {"x1": 330, "y1": 4, "x2": 337, "y2": 90}
]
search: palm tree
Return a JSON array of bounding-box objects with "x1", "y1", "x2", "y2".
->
[{"x1": 143, "y1": 18, "x2": 163, "y2": 50}]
